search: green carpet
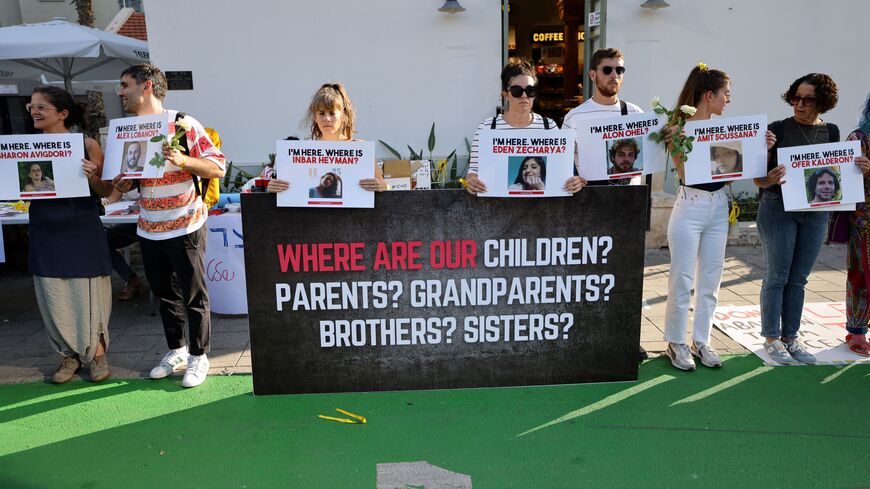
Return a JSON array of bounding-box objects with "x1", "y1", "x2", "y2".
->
[{"x1": 1, "y1": 355, "x2": 869, "y2": 488}]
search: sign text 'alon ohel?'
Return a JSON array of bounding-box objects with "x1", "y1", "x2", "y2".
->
[{"x1": 241, "y1": 188, "x2": 647, "y2": 395}]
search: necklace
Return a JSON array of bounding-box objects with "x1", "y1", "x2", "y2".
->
[{"x1": 796, "y1": 118, "x2": 821, "y2": 145}]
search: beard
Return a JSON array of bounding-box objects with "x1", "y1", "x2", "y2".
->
[{"x1": 596, "y1": 80, "x2": 619, "y2": 97}]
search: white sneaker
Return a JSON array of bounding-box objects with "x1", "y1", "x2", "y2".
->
[
  {"x1": 149, "y1": 347, "x2": 189, "y2": 379},
  {"x1": 181, "y1": 354, "x2": 210, "y2": 388},
  {"x1": 666, "y1": 342, "x2": 696, "y2": 371},
  {"x1": 691, "y1": 341, "x2": 722, "y2": 368}
]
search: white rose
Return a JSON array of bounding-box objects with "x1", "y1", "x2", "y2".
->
[
  {"x1": 680, "y1": 105, "x2": 697, "y2": 116},
  {"x1": 175, "y1": 116, "x2": 192, "y2": 132},
  {"x1": 650, "y1": 96, "x2": 661, "y2": 108}
]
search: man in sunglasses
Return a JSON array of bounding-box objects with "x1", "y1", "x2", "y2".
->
[
  {"x1": 563, "y1": 48, "x2": 650, "y2": 361},
  {"x1": 563, "y1": 47, "x2": 643, "y2": 185}
]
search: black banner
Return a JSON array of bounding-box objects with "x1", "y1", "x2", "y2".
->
[{"x1": 241, "y1": 188, "x2": 646, "y2": 395}]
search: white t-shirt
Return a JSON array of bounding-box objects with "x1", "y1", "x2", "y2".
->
[
  {"x1": 562, "y1": 98, "x2": 644, "y2": 185},
  {"x1": 468, "y1": 114, "x2": 557, "y2": 175}
]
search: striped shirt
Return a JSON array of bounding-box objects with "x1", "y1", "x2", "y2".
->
[
  {"x1": 137, "y1": 110, "x2": 226, "y2": 240},
  {"x1": 468, "y1": 114, "x2": 558, "y2": 175}
]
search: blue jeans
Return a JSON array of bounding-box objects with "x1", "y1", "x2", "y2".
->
[{"x1": 756, "y1": 191, "x2": 828, "y2": 339}]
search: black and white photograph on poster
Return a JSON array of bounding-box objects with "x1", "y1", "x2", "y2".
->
[
  {"x1": 574, "y1": 112, "x2": 666, "y2": 180},
  {"x1": 508, "y1": 156, "x2": 547, "y2": 192},
  {"x1": 0, "y1": 133, "x2": 87, "y2": 200},
  {"x1": 102, "y1": 113, "x2": 169, "y2": 180},
  {"x1": 606, "y1": 137, "x2": 643, "y2": 176},
  {"x1": 779, "y1": 140, "x2": 864, "y2": 211},
  {"x1": 710, "y1": 140, "x2": 743, "y2": 178},
  {"x1": 122, "y1": 140, "x2": 146, "y2": 174},
  {"x1": 241, "y1": 187, "x2": 648, "y2": 395},
  {"x1": 683, "y1": 114, "x2": 767, "y2": 185},
  {"x1": 275, "y1": 139, "x2": 375, "y2": 208},
  {"x1": 476, "y1": 128, "x2": 574, "y2": 197}
]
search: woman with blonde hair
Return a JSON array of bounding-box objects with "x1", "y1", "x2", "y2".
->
[{"x1": 268, "y1": 83, "x2": 386, "y2": 193}]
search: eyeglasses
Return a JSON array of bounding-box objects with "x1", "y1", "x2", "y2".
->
[
  {"x1": 25, "y1": 104, "x2": 57, "y2": 113},
  {"x1": 600, "y1": 66, "x2": 626, "y2": 75},
  {"x1": 791, "y1": 95, "x2": 816, "y2": 107},
  {"x1": 508, "y1": 85, "x2": 538, "y2": 98}
]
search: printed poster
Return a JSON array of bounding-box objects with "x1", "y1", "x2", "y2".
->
[
  {"x1": 714, "y1": 303, "x2": 870, "y2": 366},
  {"x1": 779, "y1": 141, "x2": 863, "y2": 211},
  {"x1": 476, "y1": 129, "x2": 575, "y2": 197},
  {"x1": 102, "y1": 114, "x2": 169, "y2": 180},
  {"x1": 683, "y1": 115, "x2": 768, "y2": 185},
  {"x1": 0, "y1": 133, "x2": 88, "y2": 200},
  {"x1": 275, "y1": 140, "x2": 375, "y2": 208},
  {"x1": 575, "y1": 112, "x2": 667, "y2": 180}
]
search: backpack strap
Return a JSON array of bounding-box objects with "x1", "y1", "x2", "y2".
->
[
  {"x1": 175, "y1": 111, "x2": 206, "y2": 201},
  {"x1": 490, "y1": 113, "x2": 498, "y2": 130},
  {"x1": 619, "y1": 99, "x2": 628, "y2": 116},
  {"x1": 542, "y1": 115, "x2": 550, "y2": 129}
]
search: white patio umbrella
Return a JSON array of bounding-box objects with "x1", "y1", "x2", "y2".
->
[{"x1": 0, "y1": 19, "x2": 149, "y2": 92}]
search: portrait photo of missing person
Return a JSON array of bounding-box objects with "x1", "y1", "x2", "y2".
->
[
  {"x1": 606, "y1": 137, "x2": 642, "y2": 175},
  {"x1": 508, "y1": 156, "x2": 546, "y2": 191},
  {"x1": 710, "y1": 140, "x2": 743, "y2": 176},
  {"x1": 309, "y1": 171, "x2": 342, "y2": 199},
  {"x1": 804, "y1": 166, "x2": 841, "y2": 204},
  {"x1": 122, "y1": 140, "x2": 146, "y2": 173},
  {"x1": 19, "y1": 160, "x2": 56, "y2": 193}
]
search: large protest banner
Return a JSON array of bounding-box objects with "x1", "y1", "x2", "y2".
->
[
  {"x1": 779, "y1": 141, "x2": 863, "y2": 211},
  {"x1": 574, "y1": 112, "x2": 667, "y2": 180},
  {"x1": 0, "y1": 133, "x2": 87, "y2": 200},
  {"x1": 275, "y1": 140, "x2": 375, "y2": 208},
  {"x1": 242, "y1": 187, "x2": 647, "y2": 395},
  {"x1": 102, "y1": 114, "x2": 169, "y2": 180},
  {"x1": 476, "y1": 129, "x2": 575, "y2": 197},
  {"x1": 683, "y1": 115, "x2": 767, "y2": 185}
]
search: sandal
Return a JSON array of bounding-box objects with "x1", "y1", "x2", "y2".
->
[
  {"x1": 846, "y1": 334, "x2": 870, "y2": 357},
  {"x1": 118, "y1": 275, "x2": 145, "y2": 301}
]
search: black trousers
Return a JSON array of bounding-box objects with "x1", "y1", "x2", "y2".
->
[{"x1": 138, "y1": 226, "x2": 211, "y2": 355}]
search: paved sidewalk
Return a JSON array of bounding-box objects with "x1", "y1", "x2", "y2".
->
[{"x1": 0, "y1": 245, "x2": 848, "y2": 384}]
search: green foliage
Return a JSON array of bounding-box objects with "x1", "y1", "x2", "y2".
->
[
  {"x1": 221, "y1": 161, "x2": 259, "y2": 193},
  {"x1": 378, "y1": 125, "x2": 471, "y2": 189}
]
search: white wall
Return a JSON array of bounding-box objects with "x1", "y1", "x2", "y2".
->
[
  {"x1": 145, "y1": 0, "x2": 502, "y2": 166},
  {"x1": 606, "y1": 0, "x2": 870, "y2": 194}
]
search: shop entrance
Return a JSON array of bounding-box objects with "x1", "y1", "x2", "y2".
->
[{"x1": 505, "y1": 0, "x2": 585, "y2": 125}]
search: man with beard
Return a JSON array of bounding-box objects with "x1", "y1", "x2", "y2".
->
[
  {"x1": 111, "y1": 64, "x2": 226, "y2": 388},
  {"x1": 608, "y1": 138, "x2": 641, "y2": 175},
  {"x1": 563, "y1": 47, "x2": 643, "y2": 185},
  {"x1": 563, "y1": 48, "x2": 650, "y2": 361}
]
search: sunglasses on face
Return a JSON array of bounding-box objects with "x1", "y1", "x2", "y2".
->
[
  {"x1": 600, "y1": 66, "x2": 626, "y2": 75},
  {"x1": 791, "y1": 95, "x2": 816, "y2": 107},
  {"x1": 508, "y1": 85, "x2": 538, "y2": 98}
]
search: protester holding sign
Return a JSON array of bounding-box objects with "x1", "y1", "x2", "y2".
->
[
  {"x1": 844, "y1": 94, "x2": 870, "y2": 356},
  {"x1": 663, "y1": 64, "x2": 735, "y2": 371},
  {"x1": 465, "y1": 59, "x2": 584, "y2": 195},
  {"x1": 27, "y1": 85, "x2": 114, "y2": 384},
  {"x1": 267, "y1": 83, "x2": 387, "y2": 194},
  {"x1": 754, "y1": 73, "x2": 844, "y2": 364},
  {"x1": 112, "y1": 64, "x2": 226, "y2": 388}
]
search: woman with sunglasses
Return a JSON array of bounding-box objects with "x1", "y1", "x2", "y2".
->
[
  {"x1": 843, "y1": 92, "x2": 870, "y2": 356},
  {"x1": 753, "y1": 73, "x2": 842, "y2": 364},
  {"x1": 465, "y1": 59, "x2": 584, "y2": 195},
  {"x1": 267, "y1": 83, "x2": 386, "y2": 193},
  {"x1": 663, "y1": 64, "x2": 746, "y2": 372},
  {"x1": 26, "y1": 86, "x2": 115, "y2": 383}
]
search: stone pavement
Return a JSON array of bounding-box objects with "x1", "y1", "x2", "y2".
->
[{"x1": 0, "y1": 245, "x2": 848, "y2": 384}]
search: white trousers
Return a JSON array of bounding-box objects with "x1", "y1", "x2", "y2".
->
[{"x1": 664, "y1": 186, "x2": 729, "y2": 345}]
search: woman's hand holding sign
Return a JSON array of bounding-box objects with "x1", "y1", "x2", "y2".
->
[
  {"x1": 756, "y1": 164, "x2": 786, "y2": 189},
  {"x1": 465, "y1": 173, "x2": 487, "y2": 195},
  {"x1": 563, "y1": 175, "x2": 586, "y2": 194},
  {"x1": 856, "y1": 156, "x2": 870, "y2": 175}
]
